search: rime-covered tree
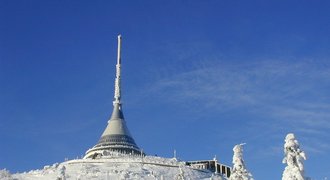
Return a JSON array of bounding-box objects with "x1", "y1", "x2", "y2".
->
[
  {"x1": 210, "y1": 173, "x2": 224, "y2": 180},
  {"x1": 57, "y1": 165, "x2": 66, "y2": 180},
  {"x1": 229, "y1": 143, "x2": 253, "y2": 180},
  {"x1": 282, "y1": 133, "x2": 307, "y2": 180},
  {"x1": 175, "y1": 166, "x2": 185, "y2": 180},
  {"x1": 0, "y1": 169, "x2": 12, "y2": 180}
]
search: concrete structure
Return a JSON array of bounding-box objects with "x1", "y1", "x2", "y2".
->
[
  {"x1": 186, "y1": 159, "x2": 232, "y2": 178},
  {"x1": 84, "y1": 35, "x2": 142, "y2": 159}
]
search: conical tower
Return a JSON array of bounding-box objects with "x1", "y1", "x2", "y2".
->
[{"x1": 84, "y1": 35, "x2": 142, "y2": 159}]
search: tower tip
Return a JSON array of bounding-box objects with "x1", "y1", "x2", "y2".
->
[{"x1": 114, "y1": 34, "x2": 122, "y2": 105}]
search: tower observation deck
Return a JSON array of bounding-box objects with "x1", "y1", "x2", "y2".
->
[{"x1": 84, "y1": 35, "x2": 142, "y2": 159}]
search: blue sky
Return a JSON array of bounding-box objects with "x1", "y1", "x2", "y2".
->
[{"x1": 1, "y1": 0, "x2": 330, "y2": 179}]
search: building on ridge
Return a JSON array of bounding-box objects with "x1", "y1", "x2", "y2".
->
[
  {"x1": 84, "y1": 35, "x2": 142, "y2": 159},
  {"x1": 82, "y1": 35, "x2": 232, "y2": 179}
]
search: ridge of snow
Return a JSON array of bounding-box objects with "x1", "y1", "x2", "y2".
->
[{"x1": 7, "y1": 155, "x2": 225, "y2": 180}]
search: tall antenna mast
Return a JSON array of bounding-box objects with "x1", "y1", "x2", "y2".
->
[
  {"x1": 113, "y1": 34, "x2": 122, "y2": 105},
  {"x1": 84, "y1": 34, "x2": 142, "y2": 159}
]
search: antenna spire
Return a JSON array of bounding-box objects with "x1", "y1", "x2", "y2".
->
[
  {"x1": 113, "y1": 34, "x2": 122, "y2": 105},
  {"x1": 84, "y1": 35, "x2": 142, "y2": 159}
]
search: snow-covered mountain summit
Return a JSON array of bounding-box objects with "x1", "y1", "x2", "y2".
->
[
  {"x1": 6, "y1": 155, "x2": 225, "y2": 180},
  {"x1": 0, "y1": 35, "x2": 231, "y2": 180}
]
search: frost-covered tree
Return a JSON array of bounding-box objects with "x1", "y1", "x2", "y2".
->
[
  {"x1": 210, "y1": 173, "x2": 224, "y2": 180},
  {"x1": 57, "y1": 165, "x2": 66, "y2": 180},
  {"x1": 0, "y1": 169, "x2": 12, "y2": 180},
  {"x1": 282, "y1": 133, "x2": 307, "y2": 180},
  {"x1": 175, "y1": 166, "x2": 185, "y2": 180},
  {"x1": 229, "y1": 143, "x2": 253, "y2": 180}
]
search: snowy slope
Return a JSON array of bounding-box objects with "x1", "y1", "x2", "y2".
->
[{"x1": 5, "y1": 155, "x2": 224, "y2": 180}]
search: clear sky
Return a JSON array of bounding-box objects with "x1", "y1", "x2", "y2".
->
[{"x1": 1, "y1": 0, "x2": 330, "y2": 179}]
